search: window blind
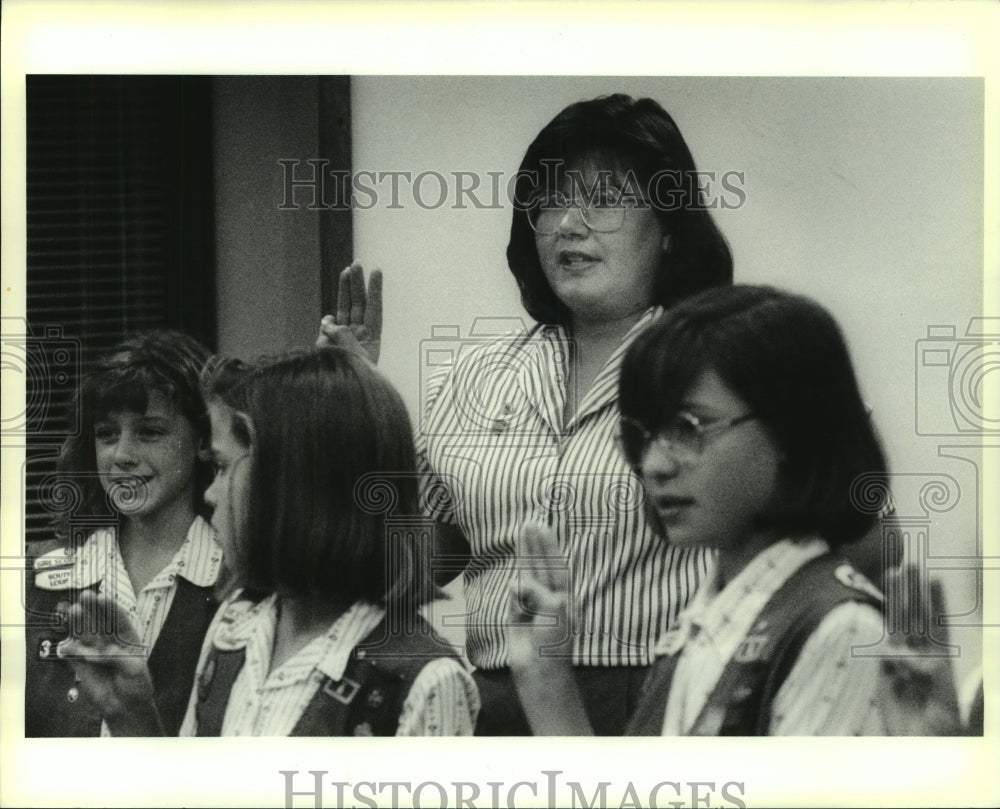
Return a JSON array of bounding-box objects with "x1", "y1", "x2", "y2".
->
[{"x1": 24, "y1": 75, "x2": 215, "y2": 545}]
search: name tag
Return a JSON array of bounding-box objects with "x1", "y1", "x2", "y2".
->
[
  {"x1": 34, "y1": 553, "x2": 74, "y2": 570},
  {"x1": 34, "y1": 569, "x2": 76, "y2": 590}
]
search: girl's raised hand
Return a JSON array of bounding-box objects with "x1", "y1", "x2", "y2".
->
[
  {"x1": 316, "y1": 262, "x2": 383, "y2": 364},
  {"x1": 507, "y1": 521, "x2": 571, "y2": 664},
  {"x1": 57, "y1": 590, "x2": 164, "y2": 735},
  {"x1": 506, "y1": 521, "x2": 593, "y2": 735}
]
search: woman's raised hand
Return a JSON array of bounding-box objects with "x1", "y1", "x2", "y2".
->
[
  {"x1": 316, "y1": 262, "x2": 383, "y2": 364},
  {"x1": 57, "y1": 590, "x2": 164, "y2": 735}
]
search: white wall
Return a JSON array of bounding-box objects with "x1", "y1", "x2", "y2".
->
[{"x1": 353, "y1": 76, "x2": 990, "y2": 684}]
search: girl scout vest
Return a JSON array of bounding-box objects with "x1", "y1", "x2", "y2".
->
[
  {"x1": 193, "y1": 597, "x2": 462, "y2": 737},
  {"x1": 625, "y1": 553, "x2": 883, "y2": 736},
  {"x1": 24, "y1": 539, "x2": 218, "y2": 737}
]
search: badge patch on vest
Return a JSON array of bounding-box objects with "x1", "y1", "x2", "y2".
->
[
  {"x1": 834, "y1": 563, "x2": 883, "y2": 602},
  {"x1": 733, "y1": 633, "x2": 770, "y2": 663},
  {"x1": 656, "y1": 616, "x2": 695, "y2": 656},
  {"x1": 323, "y1": 677, "x2": 361, "y2": 705}
]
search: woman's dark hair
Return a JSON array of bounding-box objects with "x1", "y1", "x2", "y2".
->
[
  {"x1": 54, "y1": 330, "x2": 213, "y2": 542},
  {"x1": 507, "y1": 93, "x2": 733, "y2": 325},
  {"x1": 203, "y1": 347, "x2": 432, "y2": 612},
  {"x1": 619, "y1": 285, "x2": 888, "y2": 548}
]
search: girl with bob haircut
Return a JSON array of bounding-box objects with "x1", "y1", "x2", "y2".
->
[
  {"x1": 618, "y1": 284, "x2": 887, "y2": 549},
  {"x1": 322, "y1": 92, "x2": 734, "y2": 735},
  {"x1": 210, "y1": 348, "x2": 429, "y2": 609},
  {"x1": 59, "y1": 347, "x2": 479, "y2": 736},
  {"x1": 508, "y1": 285, "x2": 905, "y2": 735},
  {"x1": 25, "y1": 330, "x2": 223, "y2": 737}
]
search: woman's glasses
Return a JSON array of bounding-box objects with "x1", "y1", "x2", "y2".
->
[
  {"x1": 527, "y1": 188, "x2": 647, "y2": 235},
  {"x1": 616, "y1": 411, "x2": 756, "y2": 468}
]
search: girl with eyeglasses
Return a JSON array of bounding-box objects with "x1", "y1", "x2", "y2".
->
[
  {"x1": 320, "y1": 94, "x2": 733, "y2": 734},
  {"x1": 508, "y1": 285, "x2": 909, "y2": 735}
]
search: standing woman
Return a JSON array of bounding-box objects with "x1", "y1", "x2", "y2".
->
[{"x1": 321, "y1": 94, "x2": 732, "y2": 734}]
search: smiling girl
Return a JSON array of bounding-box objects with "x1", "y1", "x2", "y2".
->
[{"x1": 25, "y1": 331, "x2": 222, "y2": 736}]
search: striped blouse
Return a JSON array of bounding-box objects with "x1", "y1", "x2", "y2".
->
[{"x1": 417, "y1": 308, "x2": 710, "y2": 669}]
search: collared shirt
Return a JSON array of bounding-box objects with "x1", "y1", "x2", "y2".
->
[
  {"x1": 57, "y1": 516, "x2": 221, "y2": 650},
  {"x1": 417, "y1": 309, "x2": 710, "y2": 668},
  {"x1": 178, "y1": 593, "x2": 479, "y2": 736},
  {"x1": 32, "y1": 516, "x2": 222, "y2": 736},
  {"x1": 659, "y1": 537, "x2": 887, "y2": 735}
]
